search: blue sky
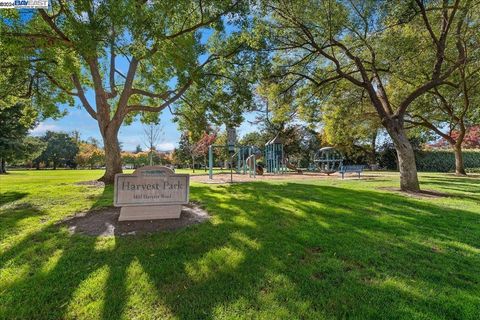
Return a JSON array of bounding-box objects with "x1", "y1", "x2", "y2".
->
[
  {"x1": 31, "y1": 104, "x2": 180, "y2": 151},
  {"x1": 31, "y1": 105, "x2": 258, "y2": 151}
]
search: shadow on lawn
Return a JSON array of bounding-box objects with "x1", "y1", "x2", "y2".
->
[
  {"x1": 0, "y1": 191, "x2": 28, "y2": 206},
  {"x1": 0, "y1": 191, "x2": 45, "y2": 240},
  {"x1": 422, "y1": 175, "x2": 480, "y2": 194},
  {"x1": 0, "y1": 182, "x2": 479, "y2": 319}
]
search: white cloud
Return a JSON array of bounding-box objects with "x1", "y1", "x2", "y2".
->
[
  {"x1": 120, "y1": 138, "x2": 175, "y2": 152},
  {"x1": 121, "y1": 137, "x2": 142, "y2": 147},
  {"x1": 30, "y1": 123, "x2": 60, "y2": 136},
  {"x1": 156, "y1": 142, "x2": 175, "y2": 151}
]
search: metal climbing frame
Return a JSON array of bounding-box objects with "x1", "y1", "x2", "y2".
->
[
  {"x1": 264, "y1": 135, "x2": 285, "y2": 174},
  {"x1": 208, "y1": 145, "x2": 260, "y2": 179},
  {"x1": 313, "y1": 147, "x2": 344, "y2": 174}
]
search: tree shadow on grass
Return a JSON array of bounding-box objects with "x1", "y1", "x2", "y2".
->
[
  {"x1": 0, "y1": 191, "x2": 46, "y2": 240},
  {"x1": 0, "y1": 191, "x2": 28, "y2": 206},
  {"x1": 421, "y1": 175, "x2": 480, "y2": 194},
  {"x1": 0, "y1": 182, "x2": 479, "y2": 319}
]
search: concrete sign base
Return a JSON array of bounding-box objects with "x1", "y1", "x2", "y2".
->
[{"x1": 118, "y1": 205, "x2": 182, "y2": 221}]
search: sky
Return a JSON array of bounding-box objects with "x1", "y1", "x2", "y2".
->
[{"x1": 30, "y1": 105, "x2": 258, "y2": 152}]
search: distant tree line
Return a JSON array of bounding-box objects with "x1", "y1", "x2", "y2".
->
[
  {"x1": 0, "y1": 103, "x2": 172, "y2": 173},
  {"x1": 121, "y1": 147, "x2": 173, "y2": 169}
]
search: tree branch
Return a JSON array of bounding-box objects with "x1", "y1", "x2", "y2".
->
[
  {"x1": 71, "y1": 74, "x2": 97, "y2": 120},
  {"x1": 39, "y1": 71, "x2": 78, "y2": 96},
  {"x1": 107, "y1": 27, "x2": 117, "y2": 99},
  {"x1": 2, "y1": 32, "x2": 72, "y2": 46},
  {"x1": 131, "y1": 88, "x2": 172, "y2": 100},
  {"x1": 126, "y1": 79, "x2": 193, "y2": 113},
  {"x1": 38, "y1": 9, "x2": 72, "y2": 44},
  {"x1": 164, "y1": 1, "x2": 239, "y2": 40}
]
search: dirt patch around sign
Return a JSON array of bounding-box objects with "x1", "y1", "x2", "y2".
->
[
  {"x1": 60, "y1": 203, "x2": 210, "y2": 236},
  {"x1": 378, "y1": 187, "x2": 450, "y2": 199}
]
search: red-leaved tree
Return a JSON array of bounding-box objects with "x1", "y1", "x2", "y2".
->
[
  {"x1": 191, "y1": 132, "x2": 217, "y2": 172},
  {"x1": 431, "y1": 125, "x2": 480, "y2": 149}
]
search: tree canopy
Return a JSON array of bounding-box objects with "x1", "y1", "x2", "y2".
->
[
  {"x1": 254, "y1": 0, "x2": 474, "y2": 191},
  {"x1": 1, "y1": 0, "x2": 255, "y2": 182},
  {"x1": 0, "y1": 103, "x2": 40, "y2": 173}
]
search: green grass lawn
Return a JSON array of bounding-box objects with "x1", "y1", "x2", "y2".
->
[{"x1": 0, "y1": 170, "x2": 479, "y2": 319}]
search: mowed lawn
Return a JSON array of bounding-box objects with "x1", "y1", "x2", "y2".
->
[{"x1": 0, "y1": 170, "x2": 479, "y2": 320}]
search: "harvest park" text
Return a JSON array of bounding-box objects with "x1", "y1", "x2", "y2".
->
[{"x1": 121, "y1": 181, "x2": 183, "y2": 191}]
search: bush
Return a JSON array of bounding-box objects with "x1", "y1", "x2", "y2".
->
[
  {"x1": 415, "y1": 149, "x2": 480, "y2": 172},
  {"x1": 377, "y1": 147, "x2": 480, "y2": 172},
  {"x1": 377, "y1": 144, "x2": 398, "y2": 170}
]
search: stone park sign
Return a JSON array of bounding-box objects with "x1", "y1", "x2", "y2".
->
[{"x1": 114, "y1": 166, "x2": 189, "y2": 221}]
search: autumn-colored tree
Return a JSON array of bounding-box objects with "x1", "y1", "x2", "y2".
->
[
  {"x1": 121, "y1": 152, "x2": 137, "y2": 169},
  {"x1": 191, "y1": 132, "x2": 217, "y2": 172},
  {"x1": 76, "y1": 142, "x2": 105, "y2": 169},
  {"x1": 431, "y1": 125, "x2": 480, "y2": 149}
]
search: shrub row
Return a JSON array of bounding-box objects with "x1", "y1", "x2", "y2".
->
[{"x1": 415, "y1": 149, "x2": 480, "y2": 172}]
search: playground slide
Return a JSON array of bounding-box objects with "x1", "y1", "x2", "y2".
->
[
  {"x1": 285, "y1": 161, "x2": 303, "y2": 174},
  {"x1": 256, "y1": 164, "x2": 264, "y2": 175},
  {"x1": 246, "y1": 154, "x2": 264, "y2": 175}
]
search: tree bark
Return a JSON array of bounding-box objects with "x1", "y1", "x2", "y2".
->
[
  {"x1": 385, "y1": 121, "x2": 420, "y2": 192},
  {"x1": 453, "y1": 143, "x2": 466, "y2": 175},
  {"x1": 99, "y1": 125, "x2": 123, "y2": 184},
  {"x1": 370, "y1": 131, "x2": 377, "y2": 166},
  {"x1": 0, "y1": 158, "x2": 6, "y2": 174}
]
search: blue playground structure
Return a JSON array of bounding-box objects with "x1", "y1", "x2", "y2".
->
[
  {"x1": 208, "y1": 144, "x2": 263, "y2": 179},
  {"x1": 264, "y1": 135, "x2": 286, "y2": 174},
  {"x1": 208, "y1": 134, "x2": 287, "y2": 180},
  {"x1": 313, "y1": 147, "x2": 344, "y2": 174},
  {"x1": 207, "y1": 134, "x2": 347, "y2": 180}
]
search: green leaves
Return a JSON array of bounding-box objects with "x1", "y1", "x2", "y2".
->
[{"x1": 0, "y1": 103, "x2": 42, "y2": 165}]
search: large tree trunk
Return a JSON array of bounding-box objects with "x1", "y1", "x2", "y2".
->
[
  {"x1": 370, "y1": 131, "x2": 377, "y2": 166},
  {"x1": 385, "y1": 121, "x2": 420, "y2": 192},
  {"x1": 453, "y1": 125, "x2": 467, "y2": 176},
  {"x1": 99, "y1": 125, "x2": 123, "y2": 184},
  {"x1": 453, "y1": 143, "x2": 466, "y2": 175},
  {"x1": 0, "y1": 158, "x2": 6, "y2": 174}
]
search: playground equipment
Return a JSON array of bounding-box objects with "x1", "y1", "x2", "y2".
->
[
  {"x1": 208, "y1": 133, "x2": 309, "y2": 180},
  {"x1": 236, "y1": 146, "x2": 262, "y2": 174},
  {"x1": 208, "y1": 135, "x2": 288, "y2": 179},
  {"x1": 246, "y1": 153, "x2": 264, "y2": 176},
  {"x1": 285, "y1": 160, "x2": 303, "y2": 174},
  {"x1": 313, "y1": 147, "x2": 344, "y2": 174},
  {"x1": 208, "y1": 144, "x2": 263, "y2": 179},
  {"x1": 264, "y1": 135, "x2": 286, "y2": 174}
]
